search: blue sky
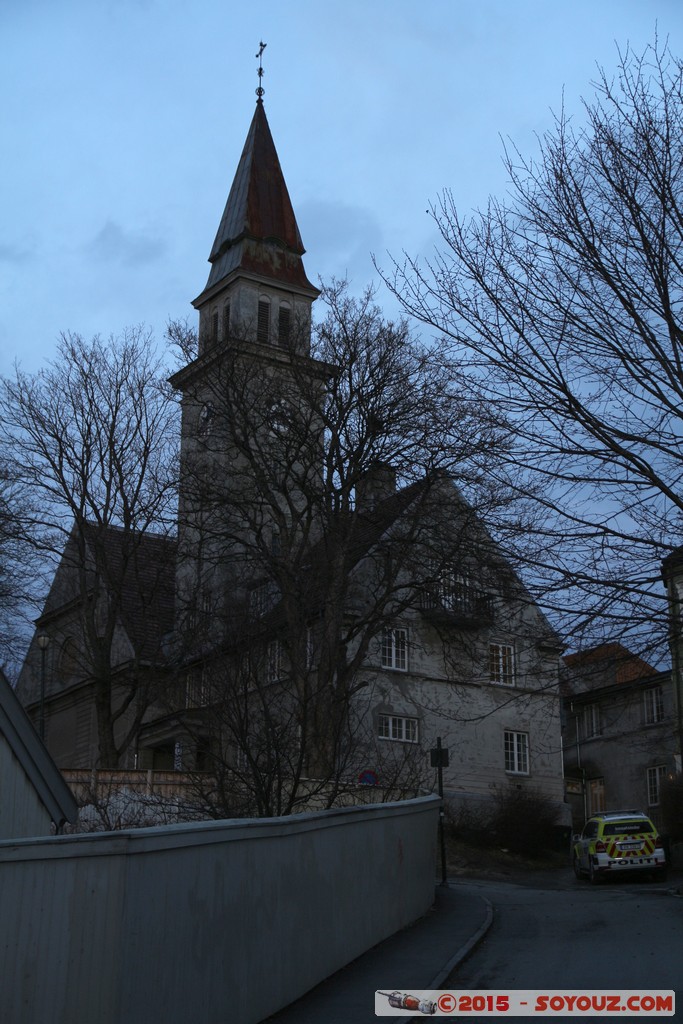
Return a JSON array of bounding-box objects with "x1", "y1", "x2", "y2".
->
[{"x1": 2, "y1": 0, "x2": 683, "y2": 375}]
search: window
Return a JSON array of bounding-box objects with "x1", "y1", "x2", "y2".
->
[
  {"x1": 185, "y1": 670, "x2": 208, "y2": 708},
  {"x1": 423, "y1": 567, "x2": 493, "y2": 619},
  {"x1": 278, "y1": 305, "x2": 291, "y2": 347},
  {"x1": 305, "y1": 626, "x2": 314, "y2": 670},
  {"x1": 211, "y1": 310, "x2": 219, "y2": 344},
  {"x1": 439, "y1": 571, "x2": 467, "y2": 611},
  {"x1": 257, "y1": 299, "x2": 270, "y2": 344},
  {"x1": 197, "y1": 402, "x2": 215, "y2": 438},
  {"x1": 644, "y1": 686, "x2": 664, "y2": 725},
  {"x1": 381, "y1": 628, "x2": 408, "y2": 671},
  {"x1": 200, "y1": 588, "x2": 213, "y2": 623},
  {"x1": 490, "y1": 642, "x2": 515, "y2": 686},
  {"x1": 223, "y1": 301, "x2": 231, "y2": 340},
  {"x1": 504, "y1": 730, "x2": 529, "y2": 774},
  {"x1": 425, "y1": 568, "x2": 468, "y2": 612},
  {"x1": 250, "y1": 580, "x2": 279, "y2": 617},
  {"x1": 582, "y1": 703, "x2": 601, "y2": 739},
  {"x1": 587, "y1": 777, "x2": 606, "y2": 814},
  {"x1": 378, "y1": 714, "x2": 419, "y2": 743},
  {"x1": 268, "y1": 640, "x2": 282, "y2": 683},
  {"x1": 647, "y1": 765, "x2": 667, "y2": 807}
]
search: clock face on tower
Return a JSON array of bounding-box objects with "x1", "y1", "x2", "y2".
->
[{"x1": 267, "y1": 398, "x2": 291, "y2": 435}]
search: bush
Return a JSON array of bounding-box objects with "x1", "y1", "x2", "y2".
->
[
  {"x1": 489, "y1": 785, "x2": 561, "y2": 857},
  {"x1": 660, "y1": 774, "x2": 683, "y2": 842},
  {"x1": 444, "y1": 800, "x2": 492, "y2": 846}
]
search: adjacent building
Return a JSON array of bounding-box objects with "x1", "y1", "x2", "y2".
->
[{"x1": 562, "y1": 643, "x2": 676, "y2": 830}]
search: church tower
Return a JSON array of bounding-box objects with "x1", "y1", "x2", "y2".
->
[{"x1": 171, "y1": 83, "x2": 328, "y2": 645}]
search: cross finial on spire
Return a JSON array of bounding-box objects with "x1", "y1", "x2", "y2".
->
[{"x1": 256, "y1": 41, "x2": 267, "y2": 103}]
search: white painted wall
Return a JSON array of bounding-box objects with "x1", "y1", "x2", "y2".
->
[
  {"x1": 0, "y1": 795, "x2": 439, "y2": 1024},
  {"x1": 0, "y1": 741, "x2": 53, "y2": 839}
]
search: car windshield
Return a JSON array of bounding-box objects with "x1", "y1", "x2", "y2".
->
[{"x1": 602, "y1": 821, "x2": 653, "y2": 836}]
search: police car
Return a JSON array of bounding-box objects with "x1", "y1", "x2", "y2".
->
[{"x1": 572, "y1": 810, "x2": 667, "y2": 884}]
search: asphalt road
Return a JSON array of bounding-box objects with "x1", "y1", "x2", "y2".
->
[{"x1": 441, "y1": 872, "x2": 682, "y2": 1022}]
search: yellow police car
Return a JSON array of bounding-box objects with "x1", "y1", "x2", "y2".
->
[{"x1": 572, "y1": 810, "x2": 667, "y2": 884}]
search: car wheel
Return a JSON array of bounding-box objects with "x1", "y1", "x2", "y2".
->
[
  {"x1": 589, "y1": 860, "x2": 602, "y2": 885},
  {"x1": 573, "y1": 855, "x2": 583, "y2": 880}
]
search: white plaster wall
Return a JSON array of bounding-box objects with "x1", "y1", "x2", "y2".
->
[{"x1": 0, "y1": 741, "x2": 53, "y2": 839}]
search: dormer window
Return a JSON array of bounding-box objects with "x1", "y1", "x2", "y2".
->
[
  {"x1": 278, "y1": 304, "x2": 291, "y2": 348},
  {"x1": 257, "y1": 299, "x2": 270, "y2": 344}
]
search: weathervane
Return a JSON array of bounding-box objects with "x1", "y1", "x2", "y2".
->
[{"x1": 256, "y1": 41, "x2": 267, "y2": 102}]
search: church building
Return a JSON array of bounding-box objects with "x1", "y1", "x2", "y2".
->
[{"x1": 17, "y1": 85, "x2": 568, "y2": 827}]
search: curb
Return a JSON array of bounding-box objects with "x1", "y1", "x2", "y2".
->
[{"x1": 428, "y1": 889, "x2": 495, "y2": 990}]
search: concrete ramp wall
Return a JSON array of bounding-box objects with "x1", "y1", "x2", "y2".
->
[{"x1": 0, "y1": 795, "x2": 439, "y2": 1024}]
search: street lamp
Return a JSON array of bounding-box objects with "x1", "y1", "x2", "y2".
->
[{"x1": 36, "y1": 633, "x2": 49, "y2": 742}]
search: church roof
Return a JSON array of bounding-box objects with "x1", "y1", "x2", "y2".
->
[
  {"x1": 41, "y1": 523, "x2": 176, "y2": 664},
  {"x1": 202, "y1": 101, "x2": 317, "y2": 296},
  {"x1": 251, "y1": 476, "x2": 434, "y2": 633}
]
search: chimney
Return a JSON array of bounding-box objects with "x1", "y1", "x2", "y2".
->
[{"x1": 356, "y1": 461, "x2": 397, "y2": 511}]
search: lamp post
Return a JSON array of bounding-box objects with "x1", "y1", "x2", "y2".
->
[{"x1": 37, "y1": 633, "x2": 49, "y2": 742}]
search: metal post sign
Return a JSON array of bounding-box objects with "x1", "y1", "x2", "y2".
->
[{"x1": 430, "y1": 745, "x2": 449, "y2": 768}]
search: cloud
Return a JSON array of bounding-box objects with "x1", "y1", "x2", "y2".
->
[
  {"x1": 0, "y1": 241, "x2": 33, "y2": 264},
  {"x1": 296, "y1": 199, "x2": 382, "y2": 288},
  {"x1": 86, "y1": 220, "x2": 165, "y2": 267}
]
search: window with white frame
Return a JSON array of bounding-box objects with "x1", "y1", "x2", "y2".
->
[
  {"x1": 381, "y1": 628, "x2": 408, "y2": 671},
  {"x1": 490, "y1": 642, "x2": 515, "y2": 685},
  {"x1": 378, "y1": 713, "x2": 419, "y2": 743},
  {"x1": 647, "y1": 764, "x2": 667, "y2": 807},
  {"x1": 504, "y1": 730, "x2": 529, "y2": 774},
  {"x1": 582, "y1": 703, "x2": 601, "y2": 739},
  {"x1": 644, "y1": 686, "x2": 664, "y2": 725}
]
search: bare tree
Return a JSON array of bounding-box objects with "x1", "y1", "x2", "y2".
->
[
  {"x1": 384, "y1": 40, "x2": 683, "y2": 659},
  {"x1": 165, "y1": 281, "x2": 514, "y2": 816},
  {"x1": 1, "y1": 328, "x2": 178, "y2": 766},
  {"x1": 0, "y1": 458, "x2": 36, "y2": 674}
]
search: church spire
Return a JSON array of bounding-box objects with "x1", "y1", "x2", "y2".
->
[
  {"x1": 201, "y1": 100, "x2": 316, "y2": 295},
  {"x1": 194, "y1": 51, "x2": 317, "y2": 308},
  {"x1": 191, "y1": 55, "x2": 318, "y2": 357}
]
